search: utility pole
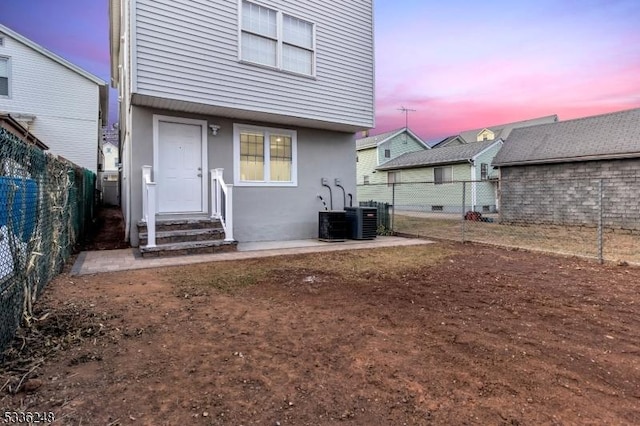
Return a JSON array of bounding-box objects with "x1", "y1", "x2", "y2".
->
[{"x1": 398, "y1": 106, "x2": 416, "y2": 129}]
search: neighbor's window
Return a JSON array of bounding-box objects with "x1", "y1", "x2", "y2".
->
[
  {"x1": 387, "y1": 171, "x2": 398, "y2": 187},
  {"x1": 234, "y1": 124, "x2": 297, "y2": 186},
  {"x1": 384, "y1": 148, "x2": 391, "y2": 158},
  {"x1": 434, "y1": 166, "x2": 452, "y2": 184},
  {"x1": 0, "y1": 57, "x2": 9, "y2": 97},
  {"x1": 363, "y1": 175, "x2": 370, "y2": 185},
  {"x1": 240, "y1": 0, "x2": 315, "y2": 76},
  {"x1": 481, "y1": 163, "x2": 488, "y2": 180},
  {"x1": 106, "y1": 147, "x2": 112, "y2": 154}
]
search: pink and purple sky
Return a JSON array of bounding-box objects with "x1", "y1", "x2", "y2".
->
[{"x1": 2, "y1": 0, "x2": 639, "y2": 142}]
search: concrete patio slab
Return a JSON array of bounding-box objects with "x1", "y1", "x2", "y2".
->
[{"x1": 71, "y1": 236, "x2": 434, "y2": 276}]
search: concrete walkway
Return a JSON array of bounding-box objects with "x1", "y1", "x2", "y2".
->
[{"x1": 71, "y1": 236, "x2": 434, "y2": 276}]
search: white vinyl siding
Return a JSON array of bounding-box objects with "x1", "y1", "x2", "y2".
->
[
  {"x1": 0, "y1": 35, "x2": 102, "y2": 172},
  {"x1": 133, "y1": 0, "x2": 374, "y2": 129},
  {"x1": 0, "y1": 57, "x2": 9, "y2": 97},
  {"x1": 234, "y1": 123, "x2": 297, "y2": 186}
]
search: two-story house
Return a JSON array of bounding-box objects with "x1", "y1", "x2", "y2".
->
[
  {"x1": 109, "y1": 0, "x2": 374, "y2": 252},
  {"x1": 0, "y1": 24, "x2": 108, "y2": 173},
  {"x1": 356, "y1": 127, "x2": 429, "y2": 203}
]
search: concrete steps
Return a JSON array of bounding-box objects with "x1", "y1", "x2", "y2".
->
[{"x1": 137, "y1": 218, "x2": 237, "y2": 258}]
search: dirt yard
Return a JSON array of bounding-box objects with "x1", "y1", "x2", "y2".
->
[
  {"x1": 80, "y1": 206, "x2": 129, "y2": 251},
  {"x1": 394, "y1": 213, "x2": 640, "y2": 265},
  {"x1": 2, "y1": 243, "x2": 639, "y2": 425}
]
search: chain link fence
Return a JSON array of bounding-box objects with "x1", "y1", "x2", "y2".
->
[
  {"x1": 0, "y1": 128, "x2": 96, "y2": 355},
  {"x1": 358, "y1": 178, "x2": 640, "y2": 264}
]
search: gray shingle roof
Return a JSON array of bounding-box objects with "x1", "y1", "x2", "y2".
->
[
  {"x1": 458, "y1": 114, "x2": 558, "y2": 143},
  {"x1": 378, "y1": 139, "x2": 501, "y2": 170},
  {"x1": 431, "y1": 115, "x2": 558, "y2": 148},
  {"x1": 493, "y1": 108, "x2": 640, "y2": 166},
  {"x1": 356, "y1": 128, "x2": 428, "y2": 151}
]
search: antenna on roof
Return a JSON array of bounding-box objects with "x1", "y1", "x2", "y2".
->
[{"x1": 398, "y1": 106, "x2": 416, "y2": 129}]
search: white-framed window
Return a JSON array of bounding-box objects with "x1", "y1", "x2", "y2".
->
[
  {"x1": 434, "y1": 166, "x2": 453, "y2": 185},
  {"x1": 239, "y1": 0, "x2": 315, "y2": 76},
  {"x1": 384, "y1": 148, "x2": 391, "y2": 158},
  {"x1": 233, "y1": 123, "x2": 297, "y2": 186},
  {"x1": 481, "y1": 163, "x2": 488, "y2": 180},
  {"x1": 363, "y1": 175, "x2": 370, "y2": 185},
  {"x1": 0, "y1": 57, "x2": 10, "y2": 97},
  {"x1": 106, "y1": 147, "x2": 112, "y2": 154}
]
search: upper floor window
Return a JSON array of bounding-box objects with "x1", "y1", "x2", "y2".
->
[
  {"x1": 240, "y1": 0, "x2": 315, "y2": 76},
  {"x1": 0, "y1": 57, "x2": 9, "y2": 97},
  {"x1": 384, "y1": 149, "x2": 391, "y2": 158},
  {"x1": 234, "y1": 123, "x2": 297, "y2": 186},
  {"x1": 434, "y1": 166, "x2": 452, "y2": 185},
  {"x1": 363, "y1": 175, "x2": 370, "y2": 185}
]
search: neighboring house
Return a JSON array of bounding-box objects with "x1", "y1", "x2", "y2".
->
[
  {"x1": 100, "y1": 125, "x2": 120, "y2": 206},
  {"x1": 356, "y1": 127, "x2": 429, "y2": 187},
  {"x1": 101, "y1": 125, "x2": 119, "y2": 173},
  {"x1": 109, "y1": 0, "x2": 374, "y2": 247},
  {"x1": 493, "y1": 108, "x2": 640, "y2": 230},
  {"x1": 0, "y1": 24, "x2": 108, "y2": 173},
  {"x1": 365, "y1": 139, "x2": 503, "y2": 213},
  {"x1": 0, "y1": 112, "x2": 48, "y2": 150},
  {"x1": 432, "y1": 114, "x2": 558, "y2": 148}
]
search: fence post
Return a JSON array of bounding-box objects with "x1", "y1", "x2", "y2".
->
[
  {"x1": 461, "y1": 181, "x2": 466, "y2": 243},
  {"x1": 391, "y1": 183, "x2": 395, "y2": 233},
  {"x1": 598, "y1": 179, "x2": 603, "y2": 264}
]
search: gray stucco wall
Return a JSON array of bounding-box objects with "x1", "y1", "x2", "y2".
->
[
  {"x1": 499, "y1": 159, "x2": 640, "y2": 230},
  {"x1": 129, "y1": 106, "x2": 356, "y2": 245}
]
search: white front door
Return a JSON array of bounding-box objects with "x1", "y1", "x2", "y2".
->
[{"x1": 156, "y1": 119, "x2": 206, "y2": 213}]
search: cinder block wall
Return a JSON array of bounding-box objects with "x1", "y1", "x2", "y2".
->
[{"x1": 499, "y1": 159, "x2": 640, "y2": 230}]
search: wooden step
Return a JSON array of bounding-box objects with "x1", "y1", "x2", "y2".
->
[
  {"x1": 139, "y1": 239, "x2": 238, "y2": 258},
  {"x1": 139, "y1": 227, "x2": 224, "y2": 246}
]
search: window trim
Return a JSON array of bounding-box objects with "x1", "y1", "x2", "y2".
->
[
  {"x1": 434, "y1": 166, "x2": 453, "y2": 185},
  {"x1": 387, "y1": 171, "x2": 399, "y2": 187},
  {"x1": 480, "y1": 163, "x2": 489, "y2": 180},
  {"x1": 233, "y1": 123, "x2": 298, "y2": 187},
  {"x1": 238, "y1": 0, "x2": 316, "y2": 77},
  {"x1": 0, "y1": 56, "x2": 11, "y2": 98}
]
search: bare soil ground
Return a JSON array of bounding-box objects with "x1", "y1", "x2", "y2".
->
[
  {"x1": 394, "y1": 214, "x2": 640, "y2": 264},
  {"x1": 2, "y1": 243, "x2": 640, "y2": 425},
  {"x1": 81, "y1": 206, "x2": 129, "y2": 251}
]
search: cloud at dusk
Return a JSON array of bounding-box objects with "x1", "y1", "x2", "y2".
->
[{"x1": 1, "y1": 0, "x2": 638, "y2": 137}]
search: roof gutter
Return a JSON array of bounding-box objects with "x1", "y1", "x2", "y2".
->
[{"x1": 494, "y1": 151, "x2": 640, "y2": 167}]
